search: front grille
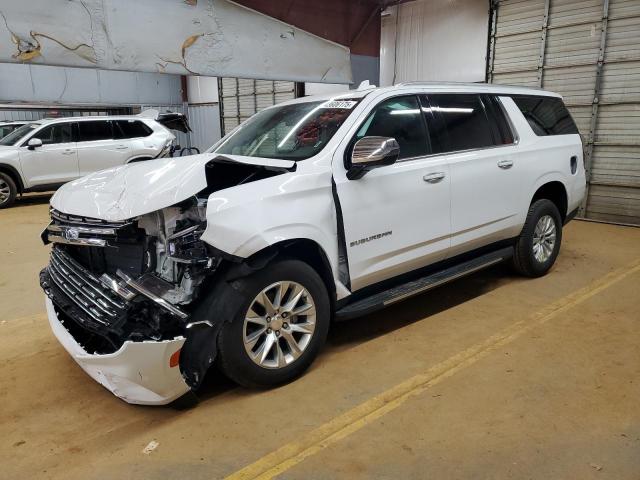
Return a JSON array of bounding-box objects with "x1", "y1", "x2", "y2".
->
[
  {"x1": 50, "y1": 208, "x2": 131, "y2": 228},
  {"x1": 47, "y1": 247, "x2": 129, "y2": 328}
]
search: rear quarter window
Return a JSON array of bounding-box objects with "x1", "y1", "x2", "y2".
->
[
  {"x1": 511, "y1": 96, "x2": 578, "y2": 136},
  {"x1": 114, "y1": 120, "x2": 153, "y2": 139}
]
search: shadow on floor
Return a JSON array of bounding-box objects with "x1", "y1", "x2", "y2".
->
[
  {"x1": 16, "y1": 192, "x2": 54, "y2": 206},
  {"x1": 196, "y1": 263, "x2": 517, "y2": 403}
]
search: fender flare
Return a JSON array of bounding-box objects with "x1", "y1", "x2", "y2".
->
[{"x1": 0, "y1": 163, "x2": 25, "y2": 192}]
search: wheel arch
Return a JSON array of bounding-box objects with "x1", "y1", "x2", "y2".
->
[
  {"x1": 179, "y1": 237, "x2": 337, "y2": 392},
  {"x1": 530, "y1": 180, "x2": 568, "y2": 222},
  {"x1": 0, "y1": 163, "x2": 24, "y2": 192}
]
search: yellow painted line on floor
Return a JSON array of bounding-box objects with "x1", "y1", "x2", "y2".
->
[{"x1": 225, "y1": 260, "x2": 640, "y2": 480}]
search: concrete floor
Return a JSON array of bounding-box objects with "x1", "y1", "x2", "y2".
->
[{"x1": 1, "y1": 194, "x2": 639, "y2": 480}]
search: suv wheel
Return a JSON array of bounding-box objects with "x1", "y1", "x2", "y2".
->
[
  {"x1": 0, "y1": 172, "x2": 17, "y2": 209},
  {"x1": 512, "y1": 199, "x2": 563, "y2": 277},
  {"x1": 217, "y1": 259, "x2": 330, "y2": 388}
]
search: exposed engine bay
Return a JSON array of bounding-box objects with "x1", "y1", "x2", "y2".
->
[{"x1": 39, "y1": 158, "x2": 290, "y2": 388}]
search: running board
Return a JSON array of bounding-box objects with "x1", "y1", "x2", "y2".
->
[{"x1": 335, "y1": 246, "x2": 513, "y2": 320}]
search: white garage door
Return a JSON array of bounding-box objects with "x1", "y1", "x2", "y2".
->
[
  {"x1": 488, "y1": 0, "x2": 640, "y2": 225},
  {"x1": 219, "y1": 78, "x2": 296, "y2": 135}
]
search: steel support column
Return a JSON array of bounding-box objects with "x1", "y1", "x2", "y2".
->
[
  {"x1": 579, "y1": 0, "x2": 610, "y2": 216},
  {"x1": 537, "y1": 0, "x2": 550, "y2": 87}
]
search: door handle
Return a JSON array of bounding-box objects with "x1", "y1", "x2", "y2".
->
[
  {"x1": 61, "y1": 149, "x2": 75, "y2": 155},
  {"x1": 116, "y1": 145, "x2": 128, "y2": 150},
  {"x1": 423, "y1": 172, "x2": 446, "y2": 183},
  {"x1": 497, "y1": 159, "x2": 514, "y2": 169}
]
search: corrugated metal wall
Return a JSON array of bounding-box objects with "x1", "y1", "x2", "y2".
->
[
  {"x1": 489, "y1": 0, "x2": 640, "y2": 225},
  {"x1": 218, "y1": 78, "x2": 296, "y2": 135},
  {"x1": 187, "y1": 104, "x2": 222, "y2": 153}
]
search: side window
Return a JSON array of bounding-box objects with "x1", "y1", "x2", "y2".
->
[
  {"x1": 114, "y1": 120, "x2": 153, "y2": 139},
  {"x1": 428, "y1": 94, "x2": 495, "y2": 152},
  {"x1": 355, "y1": 95, "x2": 429, "y2": 160},
  {"x1": 511, "y1": 96, "x2": 578, "y2": 136},
  {"x1": 484, "y1": 96, "x2": 515, "y2": 145},
  {"x1": 32, "y1": 123, "x2": 74, "y2": 145},
  {"x1": 78, "y1": 120, "x2": 113, "y2": 142}
]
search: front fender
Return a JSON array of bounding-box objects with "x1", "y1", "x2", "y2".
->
[{"x1": 200, "y1": 167, "x2": 341, "y2": 283}]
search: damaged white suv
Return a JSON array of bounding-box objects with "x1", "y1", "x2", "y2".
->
[{"x1": 40, "y1": 83, "x2": 585, "y2": 405}]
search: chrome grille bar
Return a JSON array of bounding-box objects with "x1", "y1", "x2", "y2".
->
[
  {"x1": 50, "y1": 248, "x2": 127, "y2": 310},
  {"x1": 47, "y1": 248, "x2": 129, "y2": 326},
  {"x1": 50, "y1": 208, "x2": 131, "y2": 228}
]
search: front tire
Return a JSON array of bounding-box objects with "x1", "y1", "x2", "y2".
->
[
  {"x1": 0, "y1": 172, "x2": 17, "y2": 209},
  {"x1": 217, "y1": 259, "x2": 330, "y2": 388},
  {"x1": 512, "y1": 199, "x2": 563, "y2": 277}
]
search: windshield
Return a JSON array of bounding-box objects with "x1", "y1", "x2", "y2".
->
[
  {"x1": 0, "y1": 123, "x2": 39, "y2": 146},
  {"x1": 213, "y1": 99, "x2": 360, "y2": 161}
]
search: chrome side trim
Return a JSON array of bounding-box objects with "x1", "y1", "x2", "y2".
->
[{"x1": 116, "y1": 270, "x2": 189, "y2": 319}]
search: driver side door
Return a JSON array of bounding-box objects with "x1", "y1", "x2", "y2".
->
[
  {"x1": 333, "y1": 94, "x2": 451, "y2": 291},
  {"x1": 19, "y1": 122, "x2": 78, "y2": 187}
]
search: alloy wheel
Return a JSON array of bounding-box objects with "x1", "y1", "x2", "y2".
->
[
  {"x1": 0, "y1": 179, "x2": 10, "y2": 204},
  {"x1": 532, "y1": 214, "x2": 557, "y2": 263},
  {"x1": 243, "y1": 281, "x2": 317, "y2": 369}
]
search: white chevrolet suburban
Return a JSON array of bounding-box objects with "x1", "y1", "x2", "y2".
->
[
  {"x1": 39, "y1": 83, "x2": 585, "y2": 406},
  {"x1": 0, "y1": 112, "x2": 189, "y2": 208}
]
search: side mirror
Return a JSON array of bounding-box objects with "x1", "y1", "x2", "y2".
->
[
  {"x1": 27, "y1": 138, "x2": 43, "y2": 150},
  {"x1": 347, "y1": 136, "x2": 400, "y2": 180}
]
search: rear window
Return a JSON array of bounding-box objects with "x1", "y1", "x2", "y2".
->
[
  {"x1": 427, "y1": 94, "x2": 495, "y2": 152},
  {"x1": 78, "y1": 120, "x2": 113, "y2": 142},
  {"x1": 511, "y1": 96, "x2": 578, "y2": 136},
  {"x1": 114, "y1": 120, "x2": 152, "y2": 139}
]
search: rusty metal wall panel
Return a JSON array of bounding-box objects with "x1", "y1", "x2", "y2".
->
[
  {"x1": 599, "y1": 61, "x2": 640, "y2": 104},
  {"x1": 491, "y1": 0, "x2": 640, "y2": 224},
  {"x1": 543, "y1": 64, "x2": 597, "y2": 105},
  {"x1": 586, "y1": 184, "x2": 640, "y2": 224},
  {"x1": 495, "y1": 0, "x2": 546, "y2": 36},
  {"x1": 545, "y1": 22, "x2": 602, "y2": 68}
]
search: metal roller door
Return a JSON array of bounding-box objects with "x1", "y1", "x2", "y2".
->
[
  {"x1": 218, "y1": 78, "x2": 296, "y2": 136},
  {"x1": 488, "y1": 0, "x2": 640, "y2": 225}
]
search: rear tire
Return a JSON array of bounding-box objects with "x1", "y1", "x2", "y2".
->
[
  {"x1": 512, "y1": 199, "x2": 563, "y2": 277},
  {"x1": 217, "y1": 259, "x2": 330, "y2": 388},
  {"x1": 0, "y1": 172, "x2": 17, "y2": 209}
]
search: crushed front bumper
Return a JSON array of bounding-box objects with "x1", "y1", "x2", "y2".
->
[{"x1": 45, "y1": 298, "x2": 190, "y2": 405}]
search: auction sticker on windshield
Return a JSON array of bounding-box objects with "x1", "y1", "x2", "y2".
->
[{"x1": 322, "y1": 100, "x2": 358, "y2": 109}]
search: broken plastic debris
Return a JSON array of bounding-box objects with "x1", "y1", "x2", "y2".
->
[{"x1": 142, "y1": 440, "x2": 159, "y2": 454}]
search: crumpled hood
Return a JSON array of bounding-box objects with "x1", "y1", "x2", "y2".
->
[{"x1": 51, "y1": 153, "x2": 295, "y2": 221}]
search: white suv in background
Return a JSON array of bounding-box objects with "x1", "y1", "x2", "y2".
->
[
  {"x1": 40, "y1": 83, "x2": 585, "y2": 406},
  {"x1": 0, "y1": 113, "x2": 183, "y2": 208}
]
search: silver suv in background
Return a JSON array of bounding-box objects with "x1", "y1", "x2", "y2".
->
[{"x1": 0, "y1": 111, "x2": 190, "y2": 208}]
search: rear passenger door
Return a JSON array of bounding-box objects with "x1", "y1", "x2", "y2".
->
[
  {"x1": 77, "y1": 120, "x2": 127, "y2": 176},
  {"x1": 423, "y1": 94, "x2": 521, "y2": 256}
]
